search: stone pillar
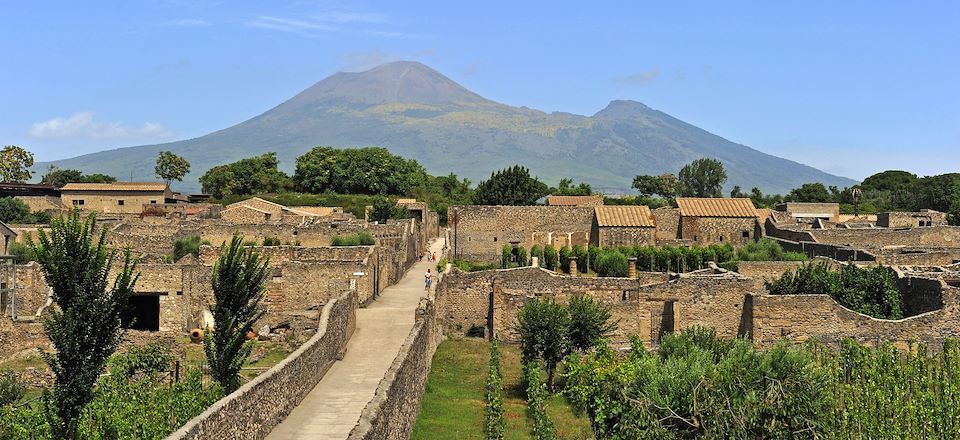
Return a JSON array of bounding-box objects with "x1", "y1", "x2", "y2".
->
[
  {"x1": 628, "y1": 257, "x2": 637, "y2": 279},
  {"x1": 531, "y1": 256, "x2": 539, "y2": 268},
  {"x1": 569, "y1": 257, "x2": 578, "y2": 277}
]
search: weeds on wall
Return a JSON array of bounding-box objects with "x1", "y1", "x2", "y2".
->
[{"x1": 330, "y1": 232, "x2": 375, "y2": 246}]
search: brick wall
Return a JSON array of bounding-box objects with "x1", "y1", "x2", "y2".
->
[
  {"x1": 167, "y1": 290, "x2": 357, "y2": 440},
  {"x1": 449, "y1": 206, "x2": 595, "y2": 262}
]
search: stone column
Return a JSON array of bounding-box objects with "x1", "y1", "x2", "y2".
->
[
  {"x1": 531, "y1": 256, "x2": 539, "y2": 268},
  {"x1": 628, "y1": 257, "x2": 637, "y2": 279},
  {"x1": 569, "y1": 257, "x2": 578, "y2": 277}
]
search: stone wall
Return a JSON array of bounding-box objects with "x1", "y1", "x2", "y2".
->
[
  {"x1": 348, "y1": 298, "x2": 441, "y2": 440},
  {"x1": 166, "y1": 289, "x2": 357, "y2": 440},
  {"x1": 653, "y1": 207, "x2": 680, "y2": 241},
  {"x1": 736, "y1": 261, "x2": 806, "y2": 290},
  {"x1": 449, "y1": 205, "x2": 595, "y2": 262},
  {"x1": 807, "y1": 226, "x2": 960, "y2": 250},
  {"x1": 595, "y1": 226, "x2": 656, "y2": 247},
  {"x1": 62, "y1": 191, "x2": 166, "y2": 214},
  {"x1": 877, "y1": 211, "x2": 948, "y2": 228},
  {"x1": 680, "y1": 217, "x2": 757, "y2": 246}
]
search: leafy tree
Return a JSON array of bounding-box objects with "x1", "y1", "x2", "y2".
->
[
  {"x1": 293, "y1": 146, "x2": 427, "y2": 195},
  {"x1": 474, "y1": 165, "x2": 549, "y2": 205},
  {"x1": 369, "y1": 195, "x2": 409, "y2": 223},
  {"x1": 861, "y1": 170, "x2": 918, "y2": 192},
  {"x1": 40, "y1": 167, "x2": 117, "y2": 187},
  {"x1": 199, "y1": 153, "x2": 292, "y2": 199},
  {"x1": 31, "y1": 211, "x2": 139, "y2": 438},
  {"x1": 550, "y1": 178, "x2": 592, "y2": 196},
  {"x1": 516, "y1": 298, "x2": 570, "y2": 389},
  {"x1": 155, "y1": 151, "x2": 191, "y2": 183},
  {"x1": 632, "y1": 173, "x2": 680, "y2": 198},
  {"x1": 729, "y1": 185, "x2": 746, "y2": 198},
  {"x1": 205, "y1": 234, "x2": 268, "y2": 393},
  {"x1": 911, "y1": 173, "x2": 960, "y2": 213},
  {"x1": 0, "y1": 145, "x2": 34, "y2": 183},
  {"x1": 678, "y1": 158, "x2": 727, "y2": 197},
  {"x1": 567, "y1": 296, "x2": 617, "y2": 353},
  {"x1": 786, "y1": 182, "x2": 833, "y2": 203},
  {"x1": 0, "y1": 197, "x2": 30, "y2": 223}
]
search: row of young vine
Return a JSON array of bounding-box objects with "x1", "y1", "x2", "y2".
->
[{"x1": 484, "y1": 340, "x2": 505, "y2": 440}]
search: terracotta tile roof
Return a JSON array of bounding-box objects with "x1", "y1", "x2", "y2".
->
[
  {"x1": 396, "y1": 198, "x2": 417, "y2": 204},
  {"x1": 595, "y1": 205, "x2": 655, "y2": 227},
  {"x1": 756, "y1": 208, "x2": 774, "y2": 222},
  {"x1": 60, "y1": 182, "x2": 168, "y2": 192},
  {"x1": 547, "y1": 195, "x2": 604, "y2": 206},
  {"x1": 676, "y1": 198, "x2": 757, "y2": 218}
]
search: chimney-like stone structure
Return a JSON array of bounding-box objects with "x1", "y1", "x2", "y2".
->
[
  {"x1": 628, "y1": 257, "x2": 637, "y2": 279},
  {"x1": 569, "y1": 257, "x2": 578, "y2": 277}
]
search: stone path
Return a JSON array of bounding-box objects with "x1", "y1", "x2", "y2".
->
[{"x1": 266, "y1": 239, "x2": 443, "y2": 440}]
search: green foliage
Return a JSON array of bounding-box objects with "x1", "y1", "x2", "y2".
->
[
  {"x1": 564, "y1": 328, "x2": 833, "y2": 439},
  {"x1": 0, "y1": 197, "x2": 30, "y2": 223},
  {"x1": 594, "y1": 249, "x2": 628, "y2": 277},
  {"x1": 530, "y1": 244, "x2": 544, "y2": 265},
  {"x1": 31, "y1": 211, "x2": 140, "y2": 438},
  {"x1": 542, "y1": 245, "x2": 558, "y2": 271},
  {"x1": 501, "y1": 244, "x2": 512, "y2": 269},
  {"x1": 262, "y1": 236, "x2": 281, "y2": 246},
  {"x1": 631, "y1": 173, "x2": 680, "y2": 198},
  {"x1": 549, "y1": 178, "x2": 592, "y2": 196},
  {"x1": 205, "y1": 234, "x2": 268, "y2": 393},
  {"x1": 408, "y1": 173, "x2": 474, "y2": 224},
  {"x1": 567, "y1": 296, "x2": 617, "y2": 353},
  {"x1": 516, "y1": 246, "x2": 528, "y2": 267},
  {"x1": 603, "y1": 194, "x2": 674, "y2": 209},
  {"x1": 369, "y1": 195, "x2": 410, "y2": 223},
  {"x1": 293, "y1": 146, "x2": 427, "y2": 195},
  {"x1": 330, "y1": 232, "x2": 375, "y2": 246},
  {"x1": 155, "y1": 151, "x2": 191, "y2": 183},
  {"x1": 8, "y1": 241, "x2": 35, "y2": 263},
  {"x1": 107, "y1": 343, "x2": 173, "y2": 379},
  {"x1": 786, "y1": 182, "x2": 834, "y2": 203},
  {"x1": 0, "y1": 370, "x2": 25, "y2": 407},
  {"x1": 485, "y1": 340, "x2": 505, "y2": 440},
  {"x1": 736, "y1": 238, "x2": 808, "y2": 262},
  {"x1": 558, "y1": 246, "x2": 571, "y2": 273},
  {"x1": 516, "y1": 298, "x2": 570, "y2": 389},
  {"x1": 172, "y1": 235, "x2": 210, "y2": 261},
  {"x1": 474, "y1": 165, "x2": 549, "y2": 206},
  {"x1": 226, "y1": 192, "x2": 378, "y2": 219},
  {"x1": 524, "y1": 363, "x2": 557, "y2": 440},
  {"x1": 678, "y1": 158, "x2": 727, "y2": 197},
  {"x1": 445, "y1": 258, "x2": 499, "y2": 272},
  {"x1": 40, "y1": 167, "x2": 116, "y2": 187},
  {"x1": 766, "y1": 261, "x2": 903, "y2": 319},
  {"x1": 199, "y1": 153, "x2": 292, "y2": 199},
  {"x1": 0, "y1": 145, "x2": 34, "y2": 183},
  {"x1": 571, "y1": 245, "x2": 588, "y2": 272}
]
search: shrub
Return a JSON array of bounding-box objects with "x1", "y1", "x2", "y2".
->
[
  {"x1": 8, "y1": 241, "x2": 35, "y2": 263},
  {"x1": 501, "y1": 244, "x2": 512, "y2": 269},
  {"x1": 173, "y1": 235, "x2": 208, "y2": 261},
  {"x1": 517, "y1": 298, "x2": 570, "y2": 389},
  {"x1": 262, "y1": 236, "x2": 282, "y2": 246},
  {"x1": 530, "y1": 244, "x2": 544, "y2": 265},
  {"x1": 485, "y1": 340, "x2": 505, "y2": 440},
  {"x1": 595, "y1": 249, "x2": 629, "y2": 277},
  {"x1": 516, "y1": 246, "x2": 528, "y2": 267},
  {"x1": 543, "y1": 245, "x2": 558, "y2": 271},
  {"x1": 0, "y1": 197, "x2": 30, "y2": 223},
  {"x1": 559, "y1": 246, "x2": 571, "y2": 273},
  {"x1": 108, "y1": 343, "x2": 173, "y2": 379},
  {"x1": 737, "y1": 238, "x2": 808, "y2": 262},
  {"x1": 567, "y1": 296, "x2": 617, "y2": 352},
  {"x1": 0, "y1": 370, "x2": 25, "y2": 407},
  {"x1": 766, "y1": 261, "x2": 903, "y2": 319},
  {"x1": 330, "y1": 232, "x2": 375, "y2": 246},
  {"x1": 571, "y1": 245, "x2": 588, "y2": 272}
]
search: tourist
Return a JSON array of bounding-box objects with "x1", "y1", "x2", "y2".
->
[{"x1": 425, "y1": 268, "x2": 433, "y2": 290}]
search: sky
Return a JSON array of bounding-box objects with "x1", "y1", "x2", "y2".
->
[{"x1": 1, "y1": 1, "x2": 958, "y2": 181}]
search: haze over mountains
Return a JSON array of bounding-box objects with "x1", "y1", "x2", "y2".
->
[{"x1": 35, "y1": 61, "x2": 856, "y2": 194}]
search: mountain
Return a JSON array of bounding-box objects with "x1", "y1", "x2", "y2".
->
[{"x1": 34, "y1": 61, "x2": 856, "y2": 194}]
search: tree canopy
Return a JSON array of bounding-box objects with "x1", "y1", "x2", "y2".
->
[
  {"x1": 632, "y1": 173, "x2": 680, "y2": 198},
  {"x1": 473, "y1": 165, "x2": 549, "y2": 205},
  {"x1": 0, "y1": 145, "x2": 34, "y2": 183},
  {"x1": 40, "y1": 167, "x2": 116, "y2": 187},
  {"x1": 550, "y1": 178, "x2": 592, "y2": 196},
  {"x1": 155, "y1": 151, "x2": 191, "y2": 183},
  {"x1": 199, "y1": 153, "x2": 291, "y2": 199},
  {"x1": 678, "y1": 158, "x2": 727, "y2": 197},
  {"x1": 293, "y1": 146, "x2": 427, "y2": 195}
]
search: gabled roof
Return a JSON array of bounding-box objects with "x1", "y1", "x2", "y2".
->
[
  {"x1": 60, "y1": 182, "x2": 169, "y2": 192},
  {"x1": 0, "y1": 221, "x2": 16, "y2": 238},
  {"x1": 595, "y1": 205, "x2": 655, "y2": 227},
  {"x1": 226, "y1": 197, "x2": 284, "y2": 210},
  {"x1": 222, "y1": 204, "x2": 271, "y2": 215},
  {"x1": 676, "y1": 198, "x2": 757, "y2": 218},
  {"x1": 547, "y1": 195, "x2": 604, "y2": 206}
]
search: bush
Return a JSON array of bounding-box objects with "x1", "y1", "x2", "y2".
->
[
  {"x1": 485, "y1": 340, "x2": 505, "y2": 440},
  {"x1": 559, "y1": 246, "x2": 571, "y2": 273},
  {"x1": 8, "y1": 241, "x2": 35, "y2": 263},
  {"x1": 516, "y1": 246, "x2": 528, "y2": 267},
  {"x1": 530, "y1": 244, "x2": 544, "y2": 265},
  {"x1": 0, "y1": 197, "x2": 30, "y2": 223},
  {"x1": 571, "y1": 245, "x2": 588, "y2": 272},
  {"x1": 543, "y1": 245, "x2": 558, "y2": 271},
  {"x1": 567, "y1": 296, "x2": 617, "y2": 352},
  {"x1": 594, "y1": 249, "x2": 629, "y2": 277},
  {"x1": 262, "y1": 236, "x2": 281, "y2": 246},
  {"x1": 330, "y1": 232, "x2": 375, "y2": 246},
  {"x1": 501, "y1": 244, "x2": 512, "y2": 269},
  {"x1": 737, "y1": 238, "x2": 808, "y2": 262},
  {"x1": 173, "y1": 235, "x2": 209, "y2": 261},
  {"x1": 108, "y1": 343, "x2": 173, "y2": 379},
  {"x1": 0, "y1": 370, "x2": 24, "y2": 407},
  {"x1": 766, "y1": 261, "x2": 903, "y2": 319}
]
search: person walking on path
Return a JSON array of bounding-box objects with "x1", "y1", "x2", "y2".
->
[{"x1": 424, "y1": 268, "x2": 433, "y2": 290}]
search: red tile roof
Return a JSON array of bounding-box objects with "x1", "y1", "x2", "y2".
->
[
  {"x1": 547, "y1": 195, "x2": 604, "y2": 206},
  {"x1": 676, "y1": 198, "x2": 757, "y2": 218},
  {"x1": 595, "y1": 205, "x2": 655, "y2": 227},
  {"x1": 60, "y1": 182, "x2": 169, "y2": 192}
]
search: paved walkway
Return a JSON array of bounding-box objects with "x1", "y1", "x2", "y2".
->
[{"x1": 266, "y1": 239, "x2": 444, "y2": 439}]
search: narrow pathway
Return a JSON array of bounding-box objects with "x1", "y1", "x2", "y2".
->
[{"x1": 266, "y1": 239, "x2": 444, "y2": 439}]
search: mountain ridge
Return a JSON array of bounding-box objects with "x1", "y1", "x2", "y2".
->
[{"x1": 34, "y1": 60, "x2": 856, "y2": 194}]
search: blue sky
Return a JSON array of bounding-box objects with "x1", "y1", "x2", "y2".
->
[{"x1": 1, "y1": 1, "x2": 958, "y2": 181}]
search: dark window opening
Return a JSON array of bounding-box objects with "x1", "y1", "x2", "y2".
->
[
  {"x1": 73, "y1": 199, "x2": 85, "y2": 206},
  {"x1": 150, "y1": 200, "x2": 157, "y2": 204},
  {"x1": 719, "y1": 235, "x2": 724, "y2": 242},
  {"x1": 117, "y1": 200, "x2": 125, "y2": 206},
  {"x1": 122, "y1": 295, "x2": 160, "y2": 331},
  {"x1": 493, "y1": 237, "x2": 497, "y2": 242},
  {"x1": 742, "y1": 231, "x2": 750, "y2": 238}
]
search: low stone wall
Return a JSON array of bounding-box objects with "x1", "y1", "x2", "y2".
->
[
  {"x1": 166, "y1": 289, "x2": 357, "y2": 440},
  {"x1": 348, "y1": 298, "x2": 441, "y2": 440}
]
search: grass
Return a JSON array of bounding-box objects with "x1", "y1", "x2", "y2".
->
[{"x1": 411, "y1": 338, "x2": 592, "y2": 439}]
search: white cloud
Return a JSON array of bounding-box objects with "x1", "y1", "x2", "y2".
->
[
  {"x1": 247, "y1": 9, "x2": 407, "y2": 38},
  {"x1": 613, "y1": 69, "x2": 661, "y2": 86},
  {"x1": 166, "y1": 18, "x2": 209, "y2": 26},
  {"x1": 247, "y1": 16, "x2": 338, "y2": 35},
  {"x1": 29, "y1": 112, "x2": 172, "y2": 140},
  {"x1": 313, "y1": 11, "x2": 386, "y2": 24}
]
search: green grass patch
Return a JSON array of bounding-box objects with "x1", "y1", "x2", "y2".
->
[{"x1": 412, "y1": 338, "x2": 591, "y2": 439}]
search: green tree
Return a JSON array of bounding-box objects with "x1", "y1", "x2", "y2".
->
[
  {"x1": 861, "y1": 170, "x2": 919, "y2": 192},
  {"x1": 567, "y1": 296, "x2": 617, "y2": 353},
  {"x1": 293, "y1": 146, "x2": 427, "y2": 195},
  {"x1": 678, "y1": 158, "x2": 727, "y2": 197},
  {"x1": 474, "y1": 165, "x2": 549, "y2": 205},
  {"x1": 516, "y1": 298, "x2": 570, "y2": 389},
  {"x1": 205, "y1": 234, "x2": 268, "y2": 393},
  {"x1": 0, "y1": 197, "x2": 30, "y2": 223},
  {"x1": 543, "y1": 245, "x2": 558, "y2": 271},
  {"x1": 31, "y1": 211, "x2": 139, "y2": 439},
  {"x1": 155, "y1": 151, "x2": 191, "y2": 184},
  {"x1": 632, "y1": 173, "x2": 679, "y2": 198},
  {"x1": 0, "y1": 145, "x2": 34, "y2": 183},
  {"x1": 550, "y1": 178, "x2": 592, "y2": 196},
  {"x1": 787, "y1": 182, "x2": 834, "y2": 203},
  {"x1": 912, "y1": 173, "x2": 960, "y2": 213},
  {"x1": 199, "y1": 153, "x2": 292, "y2": 199},
  {"x1": 40, "y1": 167, "x2": 116, "y2": 187},
  {"x1": 369, "y1": 195, "x2": 409, "y2": 223}
]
